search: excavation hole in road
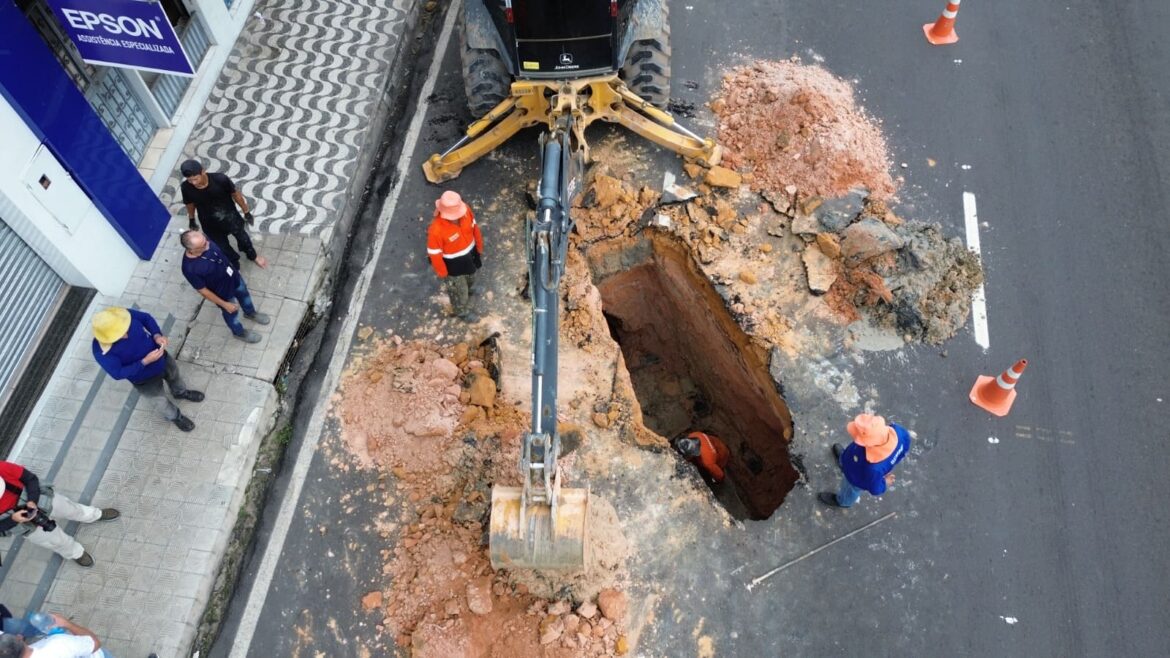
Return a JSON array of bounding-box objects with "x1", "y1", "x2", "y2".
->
[{"x1": 586, "y1": 233, "x2": 798, "y2": 520}]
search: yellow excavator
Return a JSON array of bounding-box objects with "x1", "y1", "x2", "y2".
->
[
  {"x1": 424, "y1": 0, "x2": 720, "y2": 184},
  {"x1": 427, "y1": 0, "x2": 720, "y2": 570}
]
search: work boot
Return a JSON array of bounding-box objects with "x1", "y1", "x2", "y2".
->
[
  {"x1": 99, "y1": 508, "x2": 120, "y2": 521},
  {"x1": 832, "y1": 443, "x2": 845, "y2": 461},
  {"x1": 818, "y1": 492, "x2": 844, "y2": 508},
  {"x1": 177, "y1": 390, "x2": 205, "y2": 402},
  {"x1": 245, "y1": 311, "x2": 270, "y2": 325},
  {"x1": 173, "y1": 414, "x2": 195, "y2": 432},
  {"x1": 74, "y1": 551, "x2": 94, "y2": 567},
  {"x1": 233, "y1": 330, "x2": 262, "y2": 344}
]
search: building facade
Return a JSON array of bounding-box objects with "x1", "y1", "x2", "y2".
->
[{"x1": 0, "y1": 0, "x2": 257, "y2": 429}]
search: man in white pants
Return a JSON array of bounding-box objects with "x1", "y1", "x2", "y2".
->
[{"x1": 0, "y1": 461, "x2": 119, "y2": 567}]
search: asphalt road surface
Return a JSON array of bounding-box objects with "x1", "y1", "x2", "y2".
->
[{"x1": 212, "y1": 0, "x2": 1170, "y2": 655}]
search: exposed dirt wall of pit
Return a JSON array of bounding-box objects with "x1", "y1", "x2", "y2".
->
[{"x1": 585, "y1": 232, "x2": 799, "y2": 518}]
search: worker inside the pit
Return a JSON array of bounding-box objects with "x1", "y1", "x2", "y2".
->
[{"x1": 675, "y1": 431, "x2": 731, "y2": 484}]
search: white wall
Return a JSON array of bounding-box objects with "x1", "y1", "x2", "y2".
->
[{"x1": 0, "y1": 95, "x2": 139, "y2": 296}]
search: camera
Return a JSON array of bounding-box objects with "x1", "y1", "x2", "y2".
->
[{"x1": 19, "y1": 506, "x2": 56, "y2": 532}]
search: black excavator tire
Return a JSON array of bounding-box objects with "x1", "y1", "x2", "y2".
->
[
  {"x1": 459, "y1": 7, "x2": 511, "y2": 118},
  {"x1": 620, "y1": 2, "x2": 671, "y2": 108}
]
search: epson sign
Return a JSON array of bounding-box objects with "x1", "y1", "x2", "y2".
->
[
  {"x1": 48, "y1": 0, "x2": 194, "y2": 76},
  {"x1": 60, "y1": 10, "x2": 168, "y2": 39}
]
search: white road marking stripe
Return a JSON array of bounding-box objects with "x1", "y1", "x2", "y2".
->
[
  {"x1": 229, "y1": 2, "x2": 463, "y2": 655},
  {"x1": 963, "y1": 191, "x2": 990, "y2": 350}
]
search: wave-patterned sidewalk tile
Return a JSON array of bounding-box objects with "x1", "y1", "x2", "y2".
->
[{"x1": 162, "y1": 0, "x2": 409, "y2": 236}]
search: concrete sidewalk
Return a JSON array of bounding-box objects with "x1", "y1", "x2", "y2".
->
[{"x1": 0, "y1": 0, "x2": 417, "y2": 656}]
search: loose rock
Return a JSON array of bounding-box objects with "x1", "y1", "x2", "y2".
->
[
  {"x1": 466, "y1": 577, "x2": 493, "y2": 615},
  {"x1": 429, "y1": 358, "x2": 460, "y2": 381},
  {"x1": 467, "y1": 372, "x2": 496, "y2": 408},
  {"x1": 563, "y1": 613, "x2": 580, "y2": 633},
  {"x1": 802, "y1": 244, "x2": 839, "y2": 295},
  {"x1": 841, "y1": 217, "x2": 905, "y2": 261},
  {"x1": 816, "y1": 232, "x2": 842, "y2": 259},
  {"x1": 791, "y1": 213, "x2": 820, "y2": 236},
  {"x1": 704, "y1": 165, "x2": 743, "y2": 189},
  {"x1": 361, "y1": 590, "x2": 383, "y2": 610},
  {"x1": 540, "y1": 619, "x2": 564, "y2": 645},
  {"x1": 597, "y1": 589, "x2": 628, "y2": 622}
]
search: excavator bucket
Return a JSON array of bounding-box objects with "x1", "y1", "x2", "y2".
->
[{"x1": 489, "y1": 485, "x2": 589, "y2": 570}]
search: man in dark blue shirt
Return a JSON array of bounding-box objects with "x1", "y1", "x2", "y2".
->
[
  {"x1": 92, "y1": 307, "x2": 204, "y2": 431},
  {"x1": 180, "y1": 230, "x2": 270, "y2": 343},
  {"x1": 819, "y1": 413, "x2": 912, "y2": 508}
]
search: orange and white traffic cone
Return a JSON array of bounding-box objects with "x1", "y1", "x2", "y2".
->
[
  {"x1": 923, "y1": 0, "x2": 961, "y2": 45},
  {"x1": 969, "y1": 359, "x2": 1028, "y2": 416}
]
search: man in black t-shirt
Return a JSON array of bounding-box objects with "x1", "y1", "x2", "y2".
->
[{"x1": 179, "y1": 159, "x2": 268, "y2": 270}]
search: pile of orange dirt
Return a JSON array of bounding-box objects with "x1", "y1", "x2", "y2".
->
[
  {"x1": 571, "y1": 172, "x2": 660, "y2": 243},
  {"x1": 713, "y1": 58, "x2": 897, "y2": 200},
  {"x1": 334, "y1": 334, "x2": 631, "y2": 657}
]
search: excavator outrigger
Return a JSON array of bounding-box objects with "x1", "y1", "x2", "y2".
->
[
  {"x1": 429, "y1": 0, "x2": 722, "y2": 570},
  {"x1": 423, "y1": 75, "x2": 720, "y2": 184}
]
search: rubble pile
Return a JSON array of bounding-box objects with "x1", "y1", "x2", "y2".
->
[
  {"x1": 571, "y1": 173, "x2": 660, "y2": 243},
  {"x1": 575, "y1": 170, "x2": 981, "y2": 344},
  {"x1": 562, "y1": 58, "x2": 983, "y2": 345},
  {"x1": 713, "y1": 58, "x2": 897, "y2": 200},
  {"x1": 334, "y1": 335, "x2": 631, "y2": 656},
  {"x1": 782, "y1": 190, "x2": 983, "y2": 343}
]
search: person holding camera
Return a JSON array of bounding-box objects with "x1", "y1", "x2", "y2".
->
[{"x1": 0, "y1": 461, "x2": 119, "y2": 567}]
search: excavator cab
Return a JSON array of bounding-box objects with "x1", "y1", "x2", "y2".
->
[
  {"x1": 467, "y1": 0, "x2": 662, "y2": 101},
  {"x1": 507, "y1": 0, "x2": 619, "y2": 78}
]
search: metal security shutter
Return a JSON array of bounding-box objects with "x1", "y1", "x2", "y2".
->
[{"x1": 0, "y1": 219, "x2": 65, "y2": 401}]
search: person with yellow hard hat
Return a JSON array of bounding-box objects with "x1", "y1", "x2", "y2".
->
[
  {"x1": 819, "y1": 413, "x2": 911, "y2": 508},
  {"x1": 91, "y1": 307, "x2": 204, "y2": 432}
]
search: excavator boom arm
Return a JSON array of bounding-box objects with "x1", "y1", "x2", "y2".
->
[{"x1": 488, "y1": 116, "x2": 589, "y2": 571}]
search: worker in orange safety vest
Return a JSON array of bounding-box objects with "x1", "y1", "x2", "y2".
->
[
  {"x1": 675, "y1": 431, "x2": 731, "y2": 483},
  {"x1": 427, "y1": 191, "x2": 484, "y2": 321}
]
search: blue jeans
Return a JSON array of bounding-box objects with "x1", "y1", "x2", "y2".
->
[
  {"x1": 836, "y1": 476, "x2": 864, "y2": 508},
  {"x1": 220, "y1": 277, "x2": 257, "y2": 336}
]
